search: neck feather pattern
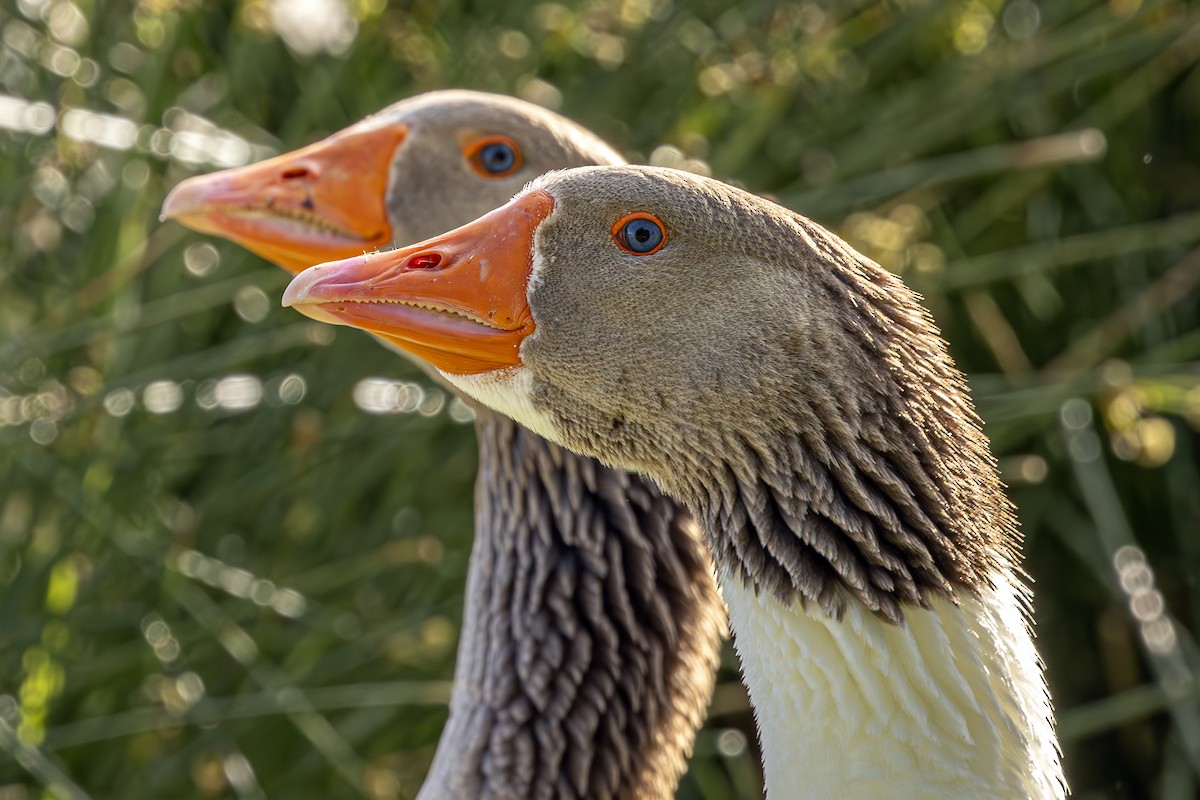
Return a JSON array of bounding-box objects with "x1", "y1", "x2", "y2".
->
[
  {"x1": 420, "y1": 408, "x2": 725, "y2": 800},
  {"x1": 661, "y1": 220, "x2": 1064, "y2": 797},
  {"x1": 676, "y1": 224, "x2": 1020, "y2": 622},
  {"x1": 674, "y1": 223, "x2": 1062, "y2": 797}
]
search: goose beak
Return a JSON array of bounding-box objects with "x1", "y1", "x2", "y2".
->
[
  {"x1": 160, "y1": 122, "x2": 408, "y2": 274},
  {"x1": 283, "y1": 190, "x2": 555, "y2": 375}
]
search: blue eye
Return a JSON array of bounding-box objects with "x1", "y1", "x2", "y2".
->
[
  {"x1": 469, "y1": 136, "x2": 522, "y2": 177},
  {"x1": 613, "y1": 213, "x2": 666, "y2": 255},
  {"x1": 480, "y1": 143, "x2": 515, "y2": 172}
]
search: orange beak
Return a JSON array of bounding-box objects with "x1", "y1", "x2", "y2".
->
[
  {"x1": 161, "y1": 121, "x2": 408, "y2": 274},
  {"x1": 282, "y1": 191, "x2": 555, "y2": 375}
]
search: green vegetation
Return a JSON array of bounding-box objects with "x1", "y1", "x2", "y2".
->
[{"x1": 1, "y1": 0, "x2": 1198, "y2": 797}]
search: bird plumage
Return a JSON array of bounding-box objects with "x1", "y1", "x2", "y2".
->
[{"x1": 285, "y1": 164, "x2": 1066, "y2": 798}]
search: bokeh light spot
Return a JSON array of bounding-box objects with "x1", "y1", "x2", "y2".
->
[
  {"x1": 143, "y1": 380, "x2": 183, "y2": 414},
  {"x1": 214, "y1": 375, "x2": 263, "y2": 412}
]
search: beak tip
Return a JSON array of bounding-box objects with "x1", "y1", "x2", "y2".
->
[
  {"x1": 282, "y1": 267, "x2": 323, "y2": 308},
  {"x1": 280, "y1": 283, "x2": 303, "y2": 309},
  {"x1": 159, "y1": 185, "x2": 190, "y2": 222}
]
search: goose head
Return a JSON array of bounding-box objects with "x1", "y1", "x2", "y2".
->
[
  {"x1": 161, "y1": 90, "x2": 623, "y2": 273},
  {"x1": 284, "y1": 165, "x2": 1017, "y2": 618}
]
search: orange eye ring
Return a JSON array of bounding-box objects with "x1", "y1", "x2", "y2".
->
[
  {"x1": 465, "y1": 135, "x2": 523, "y2": 178},
  {"x1": 612, "y1": 212, "x2": 667, "y2": 256}
]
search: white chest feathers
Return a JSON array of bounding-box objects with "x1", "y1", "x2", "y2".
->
[{"x1": 720, "y1": 569, "x2": 1064, "y2": 800}]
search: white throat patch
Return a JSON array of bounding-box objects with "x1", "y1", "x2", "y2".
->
[{"x1": 440, "y1": 366, "x2": 563, "y2": 444}]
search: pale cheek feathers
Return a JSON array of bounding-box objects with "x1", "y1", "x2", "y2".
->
[{"x1": 442, "y1": 366, "x2": 565, "y2": 445}]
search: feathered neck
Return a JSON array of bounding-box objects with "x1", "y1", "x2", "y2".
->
[
  {"x1": 419, "y1": 407, "x2": 725, "y2": 800},
  {"x1": 646, "y1": 225, "x2": 1021, "y2": 622},
  {"x1": 632, "y1": 229, "x2": 1063, "y2": 798}
]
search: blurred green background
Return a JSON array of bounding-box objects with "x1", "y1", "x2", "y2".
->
[{"x1": 1, "y1": 0, "x2": 1199, "y2": 797}]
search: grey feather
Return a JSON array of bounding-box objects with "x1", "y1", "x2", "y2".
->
[{"x1": 420, "y1": 408, "x2": 724, "y2": 800}]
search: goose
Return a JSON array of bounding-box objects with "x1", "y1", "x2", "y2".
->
[
  {"x1": 162, "y1": 94, "x2": 727, "y2": 799},
  {"x1": 281, "y1": 165, "x2": 1068, "y2": 799}
]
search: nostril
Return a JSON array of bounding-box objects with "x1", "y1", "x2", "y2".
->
[
  {"x1": 406, "y1": 253, "x2": 442, "y2": 270},
  {"x1": 281, "y1": 166, "x2": 311, "y2": 180}
]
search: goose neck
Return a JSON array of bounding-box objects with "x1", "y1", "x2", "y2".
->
[
  {"x1": 420, "y1": 409, "x2": 725, "y2": 799},
  {"x1": 717, "y1": 570, "x2": 1063, "y2": 799}
]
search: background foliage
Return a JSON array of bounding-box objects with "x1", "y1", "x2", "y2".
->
[{"x1": 1, "y1": 0, "x2": 1199, "y2": 797}]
